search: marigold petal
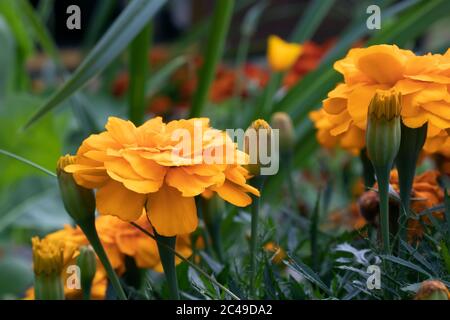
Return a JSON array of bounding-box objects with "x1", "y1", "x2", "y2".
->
[
  {"x1": 147, "y1": 184, "x2": 198, "y2": 236},
  {"x1": 96, "y1": 180, "x2": 146, "y2": 221}
]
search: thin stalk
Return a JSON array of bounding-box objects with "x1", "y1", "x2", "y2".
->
[
  {"x1": 375, "y1": 166, "x2": 391, "y2": 254},
  {"x1": 189, "y1": 0, "x2": 234, "y2": 117},
  {"x1": 154, "y1": 232, "x2": 179, "y2": 300},
  {"x1": 81, "y1": 223, "x2": 127, "y2": 300},
  {"x1": 249, "y1": 177, "x2": 264, "y2": 297},
  {"x1": 130, "y1": 222, "x2": 240, "y2": 300}
]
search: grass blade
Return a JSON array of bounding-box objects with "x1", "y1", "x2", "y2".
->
[
  {"x1": 290, "y1": 0, "x2": 335, "y2": 43},
  {"x1": 188, "y1": 0, "x2": 234, "y2": 118},
  {"x1": 23, "y1": 0, "x2": 167, "y2": 129},
  {"x1": 128, "y1": 24, "x2": 151, "y2": 125}
]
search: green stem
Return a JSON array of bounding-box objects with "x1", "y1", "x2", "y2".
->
[
  {"x1": 34, "y1": 273, "x2": 64, "y2": 300},
  {"x1": 154, "y1": 231, "x2": 179, "y2": 300},
  {"x1": 249, "y1": 177, "x2": 264, "y2": 298},
  {"x1": 374, "y1": 166, "x2": 391, "y2": 254},
  {"x1": 130, "y1": 222, "x2": 240, "y2": 300},
  {"x1": 128, "y1": 23, "x2": 151, "y2": 125},
  {"x1": 81, "y1": 223, "x2": 127, "y2": 300},
  {"x1": 189, "y1": 0, "x2": 234, "y2": 118}
]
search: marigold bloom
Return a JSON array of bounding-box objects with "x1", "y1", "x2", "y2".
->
[
  {"x1": 310, "y1": 45, "x2": 450, "y2": 153},
  {"x1": 64, "y1": 117, "x2": 259, "y2": 236},
  {"x1": 267, "y1": 35, "x2": 303, "y2": 72},
  {"x1": 26, "y1": 214, "x2": 193, "y2": 299},
  {"x1": 32, "y1": 237, "x2": 70, "y2": 276}
]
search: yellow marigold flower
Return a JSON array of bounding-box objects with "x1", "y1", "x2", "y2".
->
[
  {"x1": 267, "y1": 35, "x2": 303, "y2": 72},
  {"x1": 32, "y1": 237, "x2": 67, "y2": 276},
  {"x1": 26, "y1": 214, "x2": 193, "y2": 299},
  {"x1": 311, "y1": 45, "x2": 450, "y2": 153},
  {"x1": 64, "y1": 117, "x2": 260, "y2": 237}
]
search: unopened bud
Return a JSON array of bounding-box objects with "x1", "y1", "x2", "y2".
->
[
  {"x1": 271, "y1": 112, "x2": 294, "y2": 155},
  {"x1": 244, "y1": 119, "x2": 272, "y2": 176},
  {"x1": 56, "y1": 155, "x2": 96, "y2": 226},
  {"x1": 77, "y1": 246, "x2": 97, "y2": 299},
  {"x1": 32, "y1": 237, "x2": 65, "y2": 300},
  {"x1": 415, "y1": 280, "x2": 449, "y2": 300},
  {"x1": 366, "y1": 89, "x2": 402, "y2": 168}
]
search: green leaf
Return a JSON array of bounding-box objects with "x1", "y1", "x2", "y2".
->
[
  {"x1": 0, "y1": 94, "x2": 65, "y2": 191},
  {"x1": 188, "y1": 0, "x2": 234, "y2": 118},
  {"x1": 284, "y1": 254, "x2": 333, "y2": 296},
  {"x1": 381, "y1": 254, "x2": 433, "y2": 278},
  {"x1": 0, "y1": 15, "x2": 15, "y2": 101},
  {"x1": 367, "y1": 0, "x2": 450, "y2": 46},
  {"x1": 290, "y1": 0, "x2": 335, "y2": 43},
  {"x1": 128, "y1": 24, "x2": 151, "y2": 125},
  {"x1": 145, "y1": 55, "x2": 187, "y2": 97},
  {"x1": 23, "y1": 0, "x2": 167, "y2": 129},
  {"x1": 0, "y1": 253, "x2": 33, "y2": 298}
]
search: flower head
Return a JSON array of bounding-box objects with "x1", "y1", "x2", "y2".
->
[
  {"x1": 366, "y1": 89, "x2": 402, "y2": 167},
  {"x1": 32, "y1": 237, "x2": 66, "y2": 276},
  {"x1": 267, "y1": 35, "x2": 303, "y2": 72},
  {"x1": 26, "y1": 214, "x2": 193, "y2": 300},
  {"x1": 310, "y1": 45, "x2": 450, "y2": 153},
  {"x1": 64, "y1": 117, "x2": 259, "y2": 237}
]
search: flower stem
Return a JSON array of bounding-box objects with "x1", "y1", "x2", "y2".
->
[
  {"x1": 249, "y1": 176, "x2": 264, "y2": 298},
  {"x1": 34, "y1": 273, "x2": 65, "y2": 300},
  {"x1": 154, "y1": 231, "x2": 179, "y2": 300},
  {"x1": 81, "y1": 223, "x2": 127, "y2": 300},
  {"x1": 374, "y1": 166, "x2": 391, "y2": 254}
]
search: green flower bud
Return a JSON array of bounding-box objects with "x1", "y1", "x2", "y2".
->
[
  {"x1": 366, "y1": 89, "x2": 402, "y2": 168},
  {"x1": 270, "y1": 112, "x2": 294, "y2": 155},
  {"x1": 56, "y1": 155, "x2": 96, "y2": 226},
  {"x1": 244, "y1": 119, "x2": 272, "y2": 176},
  {"x1": 77, "y1": 246, "x2": 97, "y2": 300},
  {"x1": 415, "y1": 280, "x2": 449, "y2": 300},
  {"x1": 32, "y1": 237, "x2": 65, "y2": 300}
]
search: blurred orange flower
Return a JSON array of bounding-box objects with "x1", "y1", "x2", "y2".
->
[{"x1": 26, "y1": 214, "x2": 192, "y2": 300}]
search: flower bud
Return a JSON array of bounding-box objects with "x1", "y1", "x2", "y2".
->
[
  {"x1": 270, "y1": 112, "x2": 294, "y2": 155},
  {"x1": 366, "y1": 89, "x2": 402, "y2": 168},
  {"x1": 77, "y1": 246, "x2": 97, "y2": 299},
  {"x1": 56, "y1": 155, "x2": 96, "y2": 226},
  {"x1": 267, "y1": 35, "x2": 303, "y2": 72},
  {"x1": 244, "y1": 119, "x2": 272, "y2": 176},
  {"x1": 415, "y1": 280, "x2": 449, "y2": 300},
  {"x1": 32, "y1": 237, "x2": 65, "y2": 300}
]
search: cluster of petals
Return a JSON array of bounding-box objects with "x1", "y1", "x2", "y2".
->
[
  {"x1": 310, "y1": 44, "x2": 450, "y2": 154},
  {"x1": 65, "y1": 117, "x2": 259, "y2": 236},
  {"x1": 26, "y1": 214, "x2": 192, "y2": 299}
]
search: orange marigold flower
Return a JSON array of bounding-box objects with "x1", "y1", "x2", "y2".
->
[
  {"x1": 26, "y1": 214, "x2": 193, "y2": 300},
  {"x1": 64, "y1": 117, "x2": 259, "y2": 236},
  {"x1": 310, "y1": 45, "x2": 450, "y2": 153}
]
